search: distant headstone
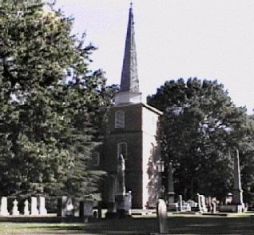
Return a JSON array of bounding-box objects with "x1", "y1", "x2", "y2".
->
[
  {"x1": 31, "y1": 197, "x2": 39, "y2": 215},
  {"x1": 178, "y1": 195, "x2": 183, "y2": 212},
  {"x1": 0, "y1": 197, "x2": 9, "y2": 216},
  {"x1": 212, "y1": 201, "x2": 217, "y2": 214},
  {"x1": 38, "y1": 196, "x2": 47, "y2": 215},
  {"x1": 157, "y1": 199, "x2": 168, "y2": 234},
  {"x1": 197, "y1": 194, "x2": 202, "y2": 211},
  {"x1": 57, "y1": 196, "x2": 76, "y2": 217},
  {"x1": 197, "y1": 194, "x2": 207, "y2": 213},
  {"x1": 187, "y1": 199, "x2": 197, "y2": 208},
  {"x1": 12, "y1": 199, "x2": 20, "y2": 216},
  {"x1": 82, "y1": 200, "x2": 94, "y2": 218},
  {"x1": 24, "y1": 199, "x2": 30, "y2": 216},
  {"x1": 200, "y1": 195, "x2": 208, "y2": 212}
]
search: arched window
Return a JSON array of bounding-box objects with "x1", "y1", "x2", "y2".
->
[
  {"x1": 117, "y1": 142, "x2": 127, "y2": 160},
  {"x1": 115, "y1": 110, "x2": 125, "y2": 128}
]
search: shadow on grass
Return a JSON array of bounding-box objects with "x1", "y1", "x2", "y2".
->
[{"x1": 2, "y1": 216, "x2": 254, "y2": 234}]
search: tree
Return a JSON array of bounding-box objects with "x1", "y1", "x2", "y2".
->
[
  {"x1": 0, "y1": 0, "x2": 110, "y2": 198},
  {"x1": 148, "y1": 78, "x2": 254, "y2": 201}
]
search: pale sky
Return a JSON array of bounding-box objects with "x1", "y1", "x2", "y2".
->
[{"x1": 56, "y1": 0, "x2": 254, "y2": 113}]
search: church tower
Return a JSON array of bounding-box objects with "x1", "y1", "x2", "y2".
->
[{"x1": 102, "y1": 4, "x2": 162, "y2": 209}]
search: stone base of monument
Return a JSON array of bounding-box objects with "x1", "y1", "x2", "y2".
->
[
  {"x1": 105, "y1": 193, "x2": 132, "y2": 219},
  {"x1": 115, "y1": 193, "x2": 132, "y2": 218},
  {"x1": 219, "y1": 204, "x2": 246, "y2": 213}
]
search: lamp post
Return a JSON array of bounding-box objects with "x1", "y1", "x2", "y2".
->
[{"x1": 157, "y1": 160, "x2": 165, "y2": 199}]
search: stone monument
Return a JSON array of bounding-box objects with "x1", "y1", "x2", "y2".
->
[
  {"x1": 219, "y1": 149, "x2": 245, "y2": 213},
  {"x1": 167, "y1": 162, "x2": 178, "y2": 211},
  {"x1": 115, "y1": 154, "x2": 132, "y2": 217},
  {"x1": 116, "y1": 154, "x2": 126, "y2": 195},
  {"x1": 167, "y1": 162, "x2": 174, "y2": 203},
  {"x1": 232, "y1": 149, "x2": 243, "y2": 205}
]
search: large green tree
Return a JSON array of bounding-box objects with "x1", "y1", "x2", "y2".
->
[
  {"x1": 148, "y1": 78, "x2": 254, "y2": 201},
  {"x1": 0, "y1": 0, "x2": 110, "y2": 198}
]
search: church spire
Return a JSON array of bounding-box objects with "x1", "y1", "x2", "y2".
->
[{"x1": 120, "y1": 3, "x2": 139, "y2": 93}]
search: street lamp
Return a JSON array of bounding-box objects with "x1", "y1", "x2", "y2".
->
[{"x1": 157, "y1": 160, "x2": 165, "y2": 173}]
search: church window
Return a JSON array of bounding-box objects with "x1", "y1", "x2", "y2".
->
[
  {"x1": 115, "y1": 110, "x2": 125, "y2": 128},
  {"x1": 117, "y1": 142, "x2": 127, "y2": 159}
]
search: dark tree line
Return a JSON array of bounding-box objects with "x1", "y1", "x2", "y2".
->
[{"x1": 148, "y1": 78, "x2": 254, "y2": 202}]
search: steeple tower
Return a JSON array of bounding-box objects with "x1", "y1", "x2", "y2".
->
[{"x1": 115, "y1": 4, "x2": 142, "y2": 105}]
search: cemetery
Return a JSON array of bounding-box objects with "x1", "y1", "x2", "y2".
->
[{"x1": 1, "y1": 1, "x2": 254, "y2": 234}]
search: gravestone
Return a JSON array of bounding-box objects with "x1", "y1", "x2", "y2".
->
[
  {"x1": 12, "y1": 199, "x2": 20, "y2": 216},
  {"x1": 57, "y1": 196, "x2": 78, "y2": 217},
  {"x1": 24, "y1": 199, "x2": 30, "y2": 216},
  {"x1": 80, "y1": 200, "x2": 94, "y2": 221},
  {"x1": 187, "y1": 199, "x2": 197, "y2": 208},
  {"x1": 0, "y1": 197, "x2": 9, "y2": 216},
  {"x1": 31, "y1": 197, "x2": 39, "y2": 215},
  {"x1": 157, "y1": 199, "x2": 168, "y2": 234},
  {"x1": 200, "y1": 195, "x2": 208, "y2": 212},
  {"x1": 38, "y1": 196, "x2": 47, "y2": 215},
  {"x1": 196, "y1": 194, "x2": 207, "y2": 213},
  {"x1": 212, "y1": 201, "x2": 217, "y2": 214},
  {"x1": 178, "y1": 195, "x2": 183, "y2": 212}
]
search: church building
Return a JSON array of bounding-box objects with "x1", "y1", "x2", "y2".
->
[{"x1": 101, "y1": 5, "x2": 163, "y2": 209}]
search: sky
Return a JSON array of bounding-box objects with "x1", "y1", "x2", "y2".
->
[{"x1": 55, "y1": 0, "x2": 254, "y2": 113}]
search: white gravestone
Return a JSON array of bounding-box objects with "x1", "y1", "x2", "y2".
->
[
  {"x1": 157, "y1": 199, "x2": 168, "y2": 234},
  {"x1": 212, "y1": 200, "x2": 217, "y2": 214},
  {"x1": 178, "y1": 195, "x2": 183, "y2": 212},
  {"x1": 0, "y1": 197, "x2": 9, "y2": 216},
  {"x1": 24, "y1": 199, "x2": 30, "y2": 216},
  {"x1": 12, "y1": 199, "x2": 20, "y2": 216},
  {"x1": 31, "y1": 197, "x2": 39, "y2": 215},
  {"x1": 38, "y1": 196, "x2": 47, "y2": 215}
]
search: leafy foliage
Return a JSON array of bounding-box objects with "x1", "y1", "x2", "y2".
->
[
  {"x1": 0, "y1": 0, "x2": 111, "y2": 198},
  {"x1": 148, "y1": 78, "x2": 254, "y2": 201}
]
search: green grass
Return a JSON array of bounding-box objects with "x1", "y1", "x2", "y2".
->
[
  {"x1": 0, "y1": 223, "x2": 84, "y2": 235},
  {"x1": 0, "y1": 214, "x2": 254, "y2": 234}
]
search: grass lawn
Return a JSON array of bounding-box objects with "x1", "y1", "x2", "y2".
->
[{"x1": 0, "y1": 214, "x2": 254, "y2": 234}]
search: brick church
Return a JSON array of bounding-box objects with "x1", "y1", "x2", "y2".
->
[{"x1": 100, "y1": 5, "x2": 162, "y2": 209}]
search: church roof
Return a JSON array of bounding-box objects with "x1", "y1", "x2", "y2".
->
[{"x1": 120, "y1": 4, "x2": 139, "y2": 93}]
